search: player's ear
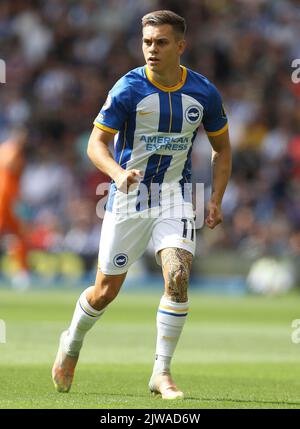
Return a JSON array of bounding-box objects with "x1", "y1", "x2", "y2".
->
[{"x1": 178, "y1": 39, "x2": 186, "y2": 55}]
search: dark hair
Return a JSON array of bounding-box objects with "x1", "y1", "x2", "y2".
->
[{"x1": 142, "y1": 10, "x2": 186, "y2": 38}]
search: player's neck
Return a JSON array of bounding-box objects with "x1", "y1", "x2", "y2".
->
[{"x1": 148, "y1": 65, "x2": 182, "y2": 88}]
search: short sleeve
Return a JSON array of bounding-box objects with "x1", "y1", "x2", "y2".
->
[
  {"x1": 93, "y1": 78, "x2": 131, "y2": 134},
  {"x1": 202, "y1": 83, "x2": 228, "y2": 136}
]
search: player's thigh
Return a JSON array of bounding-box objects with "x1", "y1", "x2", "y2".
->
[{"x1": 98, "y1": 211, "x2": 153, "y2": 275}]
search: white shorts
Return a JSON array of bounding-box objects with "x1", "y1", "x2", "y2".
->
[{"x1": 98, "y1": 209, "x2": 196, "y2": 275}]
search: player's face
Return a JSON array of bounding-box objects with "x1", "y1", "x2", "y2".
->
[{"x1": 142, "y1": 24, "x2": 186, "y2": 74}]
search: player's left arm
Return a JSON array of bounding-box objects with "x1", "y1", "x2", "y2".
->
[{"x1": 205, "y1": 128, "x2": 232, "y2": 229}]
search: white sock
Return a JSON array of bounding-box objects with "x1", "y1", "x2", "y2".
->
[
  {"x1": 64, "y1": 286, "x2": 105, "y2": 356},
  {"x1": 152, "y1": 295, "x2": 189, "y2": 375}
]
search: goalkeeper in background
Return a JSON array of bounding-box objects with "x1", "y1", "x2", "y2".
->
[{"x1": 0, "y1": 127, "x2": 30, "y2": 288}]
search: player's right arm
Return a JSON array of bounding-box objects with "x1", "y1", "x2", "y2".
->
[{"x1": 87, "y1": 126, "x2": 143, "y2": 193}]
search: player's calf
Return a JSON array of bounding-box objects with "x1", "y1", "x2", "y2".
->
[
  {"x1": 87, "y1": 284, "x2": 120, "y2": 311},
  {"x1": 87, "y1": 271, "x2": 126, "y2": 311}
]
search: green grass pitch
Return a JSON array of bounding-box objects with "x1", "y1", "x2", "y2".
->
[{"x1": 1, "y1": 287, "x2": 300, "y2": 409}]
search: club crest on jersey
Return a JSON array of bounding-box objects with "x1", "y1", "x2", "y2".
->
[
  {"x1": 185, "y1": 105, "x2": 202, "y2": 124},
  {"x1": 113, "y1": 253, "x2": 128, "y2": 268}
]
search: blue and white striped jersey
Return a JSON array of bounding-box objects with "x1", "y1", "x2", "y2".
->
[{"x1": 94, "y1": 65, "x2": 228, "y2": 213}]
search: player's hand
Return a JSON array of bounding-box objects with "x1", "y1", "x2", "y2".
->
[
  {"x1": 114, "y1": 169, "x2": 144, "y2": 193},
  {"x1": 205, "y1": 200, "x2": 223, "y2": 229}
]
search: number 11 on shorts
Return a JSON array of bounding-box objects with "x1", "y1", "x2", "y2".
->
[{"x1": 181, "y1": 218, "x2": 194, "y2": 241}]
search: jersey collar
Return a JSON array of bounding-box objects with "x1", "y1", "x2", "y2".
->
[{"x1": 145, "y1": 65, "x2": 187, "y2": 92}]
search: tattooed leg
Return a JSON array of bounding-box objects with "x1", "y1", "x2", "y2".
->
[{"x1": 160, "y1": 247, "x2": 193, "y2": 303}]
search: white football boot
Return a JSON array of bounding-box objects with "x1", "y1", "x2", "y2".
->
[
  {"x1": 52, "y1": 331, "x2": 79, "y2": 393},
  {"x1": 149, "y1": 371, "x2": 184, "y2": 400}
]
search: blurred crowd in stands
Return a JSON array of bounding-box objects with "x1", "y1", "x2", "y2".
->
[{"x1": 0, "y1": 0, "x2": 300, "y2": 277}]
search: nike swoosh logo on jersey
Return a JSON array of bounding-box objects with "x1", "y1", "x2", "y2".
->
[{"x1": 139, "y1": 111, "x2": 154, "y2": 116}]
